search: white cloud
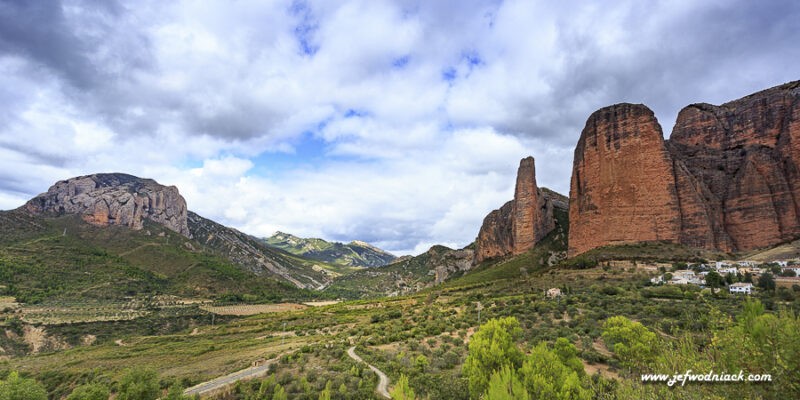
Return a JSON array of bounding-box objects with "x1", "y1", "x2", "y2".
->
[{"x1": 1, "y1": 0, "x2": 798, "y2": 255}]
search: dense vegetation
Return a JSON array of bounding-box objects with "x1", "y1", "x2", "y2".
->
[{"x1": 0, "y1": 212, "x2": 318, "y2": 303}]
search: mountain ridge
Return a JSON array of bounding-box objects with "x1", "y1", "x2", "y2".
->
[{"x1": 264, "y1": 231, "x2": 396, "y2": 268}]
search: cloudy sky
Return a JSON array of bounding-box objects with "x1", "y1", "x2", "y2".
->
[{"x1": 1, "y1": 0, "x2": 798, "y2": 254}]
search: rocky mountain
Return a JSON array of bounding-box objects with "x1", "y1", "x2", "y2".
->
[
  {"x1": 189, "y1": 214, "x2": 340, "y2": 290},
  {"x1": 475, "y1": 157, "x2": 565, "y2": 263},
  {"x1": 264, "y1": 232, "x2": 396, "y2": 267},
  {"x1": 24, "y1": 173, "x2": 190, "y2": 237},
  {"x1": 17, "y1": 173, "x2": 342, "y2": 291},
  {"x1": 325, "y1": 245, "x2": 474, "y2": 298},
  {"x1": 569, "y1": 80, "x2": 800, "y2": 256}
]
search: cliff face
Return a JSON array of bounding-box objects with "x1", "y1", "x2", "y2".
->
[
  {"x1": 568, "y1": 80, "x2": 800, "y2": 256},
  {"x1": 568, "y1": 104, "x2": 682, "y2": 256},
  {"x1": 669, "y1": 81, "x2": 800, "y2": 251},
  {"x1": 24, "y1": 173, "x2": 190, "y2": 237},
  {"x1": 475, "y1": 157, "x2": 556, "y2": 263}
]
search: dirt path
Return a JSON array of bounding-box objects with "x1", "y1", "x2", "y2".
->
[
  {"x1": 118, "y1": 242, "x2": 161, "y2": 256},
  {"x1": 347, "y1": 346, "x2": 390, "y2": 399},
  {"x1": 183, "y1": 353, "x2": 289, "y2": 397}
]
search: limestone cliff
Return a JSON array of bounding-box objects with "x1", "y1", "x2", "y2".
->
[
  {"x1": 475, "y1": 157, "x2": 557, "y2": 263},
  {"x1": 24, "y1": 173, "x2": 190, "y2": 237}
]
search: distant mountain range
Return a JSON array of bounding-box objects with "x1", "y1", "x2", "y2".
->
[{"x1": 264, "y1": 232, "x2": 396, "y2": 268}]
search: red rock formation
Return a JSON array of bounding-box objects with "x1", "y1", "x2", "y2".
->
[
  {"x1": 568, "y1": 80, "x2": 800, "y2": 256},
  {"x1": 669, "y1": 80, "x2": 800, "y2": 251},
  {"x1": 475, "y1": 157, "x2": 556, "y2": 263},
  {"x1": 568, "y1": 104, "x2": 682, "y2": 256}
]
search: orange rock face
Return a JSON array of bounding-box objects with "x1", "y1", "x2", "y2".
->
[
  {"x1": 475, "y1": 157, "x2": 556, "y2": 263},
  {"x1": 568, "y1": 104, "x2": 682, "y2": 256},
  {"x1": 568, "y1": 81, "x2": 800, "y2": 256},
  {"x1": 669, "y1": 81, "x2": 800, "y2": 252}
]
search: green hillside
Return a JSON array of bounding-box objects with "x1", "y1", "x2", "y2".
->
[
  {"x1": 264, "y1": 231, "x2": 396, "y2": 267},
  {"x1": 0, "y1": 210, "x2": 315, "y2": 304}
]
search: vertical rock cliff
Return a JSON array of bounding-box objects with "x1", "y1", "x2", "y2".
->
[
  {"x1": 568, "y1": 104, "x2": 682, "y2": 256},
  {"x1": 568, "y1": 80, "x2": 800, "y2": 256},
  {"x1": 475, "y1": 157, "x2": 556, "y2": 263}
]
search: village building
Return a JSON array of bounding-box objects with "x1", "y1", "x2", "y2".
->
[{"x1": 729, "y1": 282, "x2": 753, "y2": 294}]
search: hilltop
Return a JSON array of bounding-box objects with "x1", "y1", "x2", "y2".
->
[{"x1": 264, "y1": 231, "x2": 396, "y2": 268}]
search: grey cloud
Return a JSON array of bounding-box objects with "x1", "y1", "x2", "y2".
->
[{"x1": 539, "y1": 0, "x2": 800, "y2": 142}]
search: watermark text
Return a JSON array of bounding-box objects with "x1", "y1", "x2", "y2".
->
[{"x1": 641, "y1": 370, "x2": 771, "y2": 387}]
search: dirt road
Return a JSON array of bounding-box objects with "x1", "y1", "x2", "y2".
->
[
  {"x1": 347, "y1": 346, "x2": 390, "y2": 399},
  {"x1": 183, "y1": 354, "x2": 284, "y2": 397}
]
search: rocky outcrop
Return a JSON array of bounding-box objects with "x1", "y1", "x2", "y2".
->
[
  {"x1": 475, "y1": 157, "x2": 557, "y2": 263},
  {"x1": 568, "y1": 104, "x2": 682, "y2": 256},
  {"x1": 24, "y1": 173, "x2": 190, "y2": 237},
  {"x1": 430, "y1": 246, "x2": 475, "y2": 284},
  {"x1": 668, "y1": 81, "x2": 800, "y2": 251},
  {"x1": 568, "y1": 80, "x2": 800, "y2": 256}
]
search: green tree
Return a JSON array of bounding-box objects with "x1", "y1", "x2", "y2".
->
[
  {"x1": 463, "y1": 317, "x2": 524, "y2": 397},
  {"x1": 163, "y1": 383, "x2": 189, "y2": 400},
  {"x1": 117, "y1": 368, "x2": 159, "y2": 400},
  {"x1": 271, "y1": 384, "x2": 286, "y2": 400},
  {"x1": 66, "y1": 382, "x2": 110, "y2": 400},
  {"x1": 390, "y1": 374, "x2": 415, "y2": 400},
  {"x1": 318, "y1": 381, "x2": 332, "y2": 400},
  {"x1": 519, "y1": 343, "x2": 591, "y2": 400},
  {"x1": 485, "y1": 366, "x2": 529, "y2": 400},
  {"x1": 758, "y1": 273, "x2": 776, "y2": 292},
  {"x1": 705, "y1": 270, "x2": 724, "y2": 289},
  {"x1": 553, "y1": 338, "x2": 584, "y2": 376},
  {"x1": 601, "y1": 316, "x2": 658, "y2": 370},
  {"x1": 414, "y1": 355, "x2": 429, "y2": 373},
  {"x1": 0, "y1": 372, "x2": 47, "y2": 400}
]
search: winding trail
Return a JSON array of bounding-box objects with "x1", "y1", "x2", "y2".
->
[{"x1": 347, "y1": 346, "x2": 391, "y2": 399}]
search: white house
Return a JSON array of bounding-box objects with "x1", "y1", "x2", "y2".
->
[
  {"x1": 717, "y1": 267, "x2": 738, "y2": 275},
  {"x1": 737, "y1": 260, "x2": 757, "y2": 267},
  {"x1": 546, "y1": 288, "x2": 562, "y2": 298},
  {"x1": 729, "y1": 282, "x2": 753, "y2": 294}
]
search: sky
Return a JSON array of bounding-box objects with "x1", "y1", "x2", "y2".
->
[{"x1": 1, "y1": 0, "x2": 799, "y2": 255}]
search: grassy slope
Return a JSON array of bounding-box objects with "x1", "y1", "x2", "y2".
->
[
  {"x1": 264, "y1": 233, "x2": 396, "y2": 268},
  {"x1": 323, "y1": 246, "x2": 447, "y2": 298},
  {"x1": 0, "y1": 211, "x2": 312, "y2": 303}
]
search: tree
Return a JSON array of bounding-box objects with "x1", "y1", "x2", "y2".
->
[
  {"x1": 601, "y1": 316, "x2": 659, "y2": 370},
  {"x1": 163, "y1": 383, "x2": 189, "y2": 400},
  {"x1": 463, "y1": 317, "x2": 524, "y2": 397},
  {"x1": 390, "y1": 374, "x2": 415, "y2": 400},
  {"x1": 66, "y1": 383, "x2": 110, "y2": 400},
  {"x1": 117, "y1": 368, "x2": 159, "y2": 400},
  {"x1": 271, "y1": 384, "x2": 287, "y2": 400},
  {"x1": 780, "y1": 269, "x2": 797, "y2": 277},
  {"x1": 485, "y1": 366, "x2": 528, "y2": 400},
  {"x1": 705, "y1": 271, "x2": 724, "y2": 289},
  {"x1": 0, "y1": 372, "x2": 47, "y2": 400},
  {"x1": 318, "y1": 381, "x2": 332, "y2": 400},
  {"x1": 757, "y1": 273, "x2": 776, "y2": 292},
  {"x1": 414, "y1": 355, "x2": 429, "y2": 373},
  {"x1": 519, "y1": 343, "x2": 591, "y2": 400},
  {"x1": 725, "y1": 272, "x2": 736, "y2": 285}
]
